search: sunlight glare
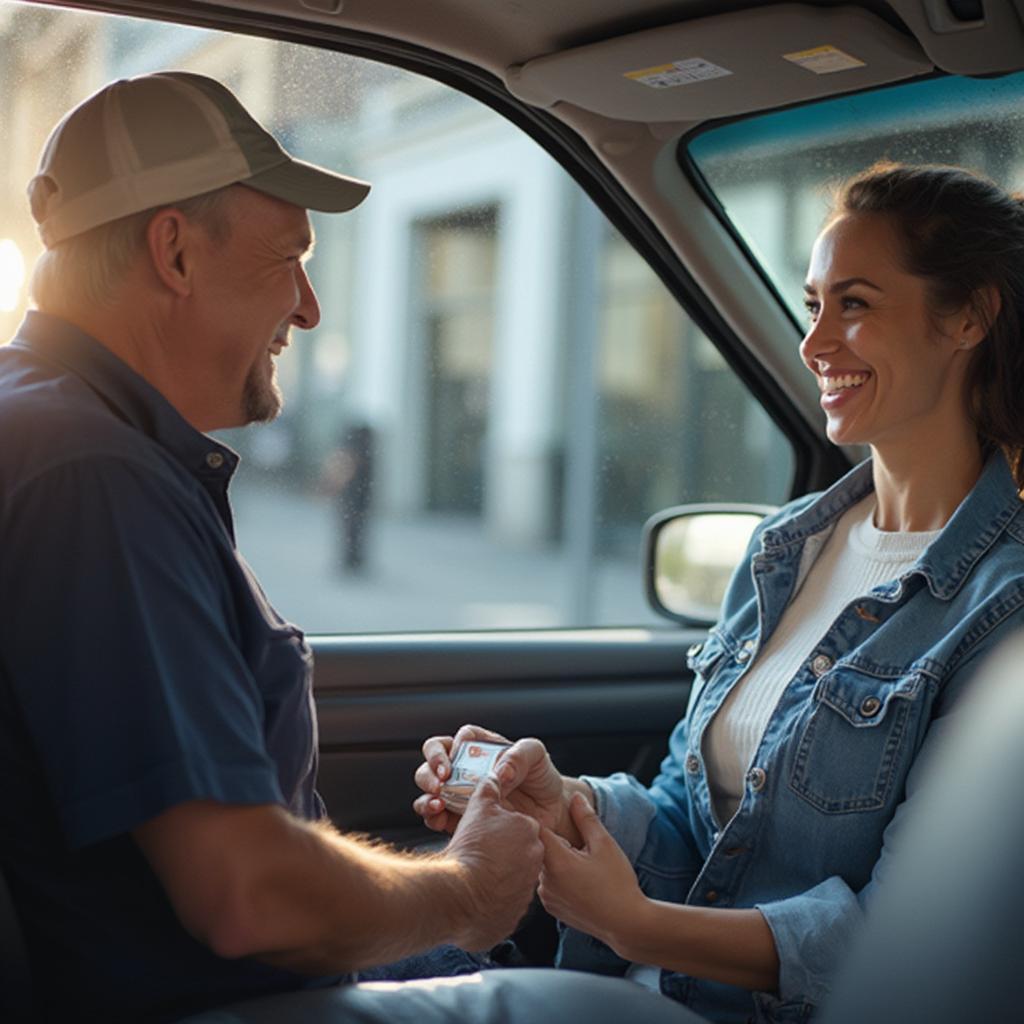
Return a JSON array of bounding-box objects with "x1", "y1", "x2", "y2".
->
[{"x1": 0, "y1": 239, "x2": 26, "y2": 313}]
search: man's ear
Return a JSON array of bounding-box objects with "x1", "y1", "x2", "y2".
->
[
  {"x1": 145, "y1": 208, "x2": 195, "y2": 297},
  {"x1": 959, "y1": 284, "x2": 1002, "y2": 350}
]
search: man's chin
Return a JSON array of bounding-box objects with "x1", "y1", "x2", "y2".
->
[{"x1": 242, "y1": 380, "x2": 283, "y2": 425}]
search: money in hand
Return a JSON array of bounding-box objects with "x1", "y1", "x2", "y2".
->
[{"x1": 440, "y1": 740, "x2": 511, "y2": 813}]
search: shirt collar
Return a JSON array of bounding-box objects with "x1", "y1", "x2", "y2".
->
[{"x1": 11, "y1": 310, "x2": 239, "y2": 482}]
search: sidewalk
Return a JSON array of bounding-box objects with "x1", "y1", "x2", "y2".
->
[{"x1": 231, "y1": 483, "x2": 659, "y2": 634}]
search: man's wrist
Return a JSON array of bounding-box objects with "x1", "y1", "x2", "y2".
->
[{"x1": 427, "y1": 850, "x2": 481, "y2": 949}]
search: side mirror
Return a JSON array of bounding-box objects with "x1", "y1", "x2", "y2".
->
[{"x1": 642, "y1": 503, "x2": 776, "y2": 625}]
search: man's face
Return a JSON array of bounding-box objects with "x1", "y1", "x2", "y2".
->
[{"x1": 191, "y1": 185, "x2": 320, "y2": 429}]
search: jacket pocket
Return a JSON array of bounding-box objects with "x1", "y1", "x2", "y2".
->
[{"x1": 789, "y1": 668, "x2": 927, "y2": 814}]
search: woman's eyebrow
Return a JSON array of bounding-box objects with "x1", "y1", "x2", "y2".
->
[{"x1": 803, "y1": 276, "x2": 883, "y2": 295}]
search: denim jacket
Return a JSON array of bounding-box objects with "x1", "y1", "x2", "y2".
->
[{"x1": 558, "y1": 454, "x2": 1024, "y2": 1024}]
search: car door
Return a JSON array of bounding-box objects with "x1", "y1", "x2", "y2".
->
[{"x1": 0, "y1": 0, "x2": 845, "y2": 852}]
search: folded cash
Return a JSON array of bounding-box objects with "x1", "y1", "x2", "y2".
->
[{"x1": 440, "y1": 740, "x2": 511, "y2": 813}]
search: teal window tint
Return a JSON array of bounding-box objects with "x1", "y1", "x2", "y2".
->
[{"x1": 688, "y1": 72, "x2": 1024, "y2": 319}]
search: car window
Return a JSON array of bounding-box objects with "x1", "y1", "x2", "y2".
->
[
  {"x1": 0, "y1": 3, "x2": 795, "y2": 632},
  {"x1": 688, "y1": 72, "x2": 1024, "y2": 323}
]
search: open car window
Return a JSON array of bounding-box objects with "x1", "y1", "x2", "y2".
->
[
  {"x1": 688, "y1": 71, "x2": 1024, "y2": 323},
  {"x1": 0, "y1": 2, "x2": 797, "y2": 633}
]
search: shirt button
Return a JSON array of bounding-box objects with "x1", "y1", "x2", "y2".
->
[
  {"x1": 205, "y1": 451, "x2": 225, "y2": 469},
  {"x1": 747, "y1": 766, "x2": 767, "y2": 792},
  {"x1": 685, "y1": 753, "x2": 701, "y2": 775},
  {"x1": 811, "y1": 653, "x2": 833, "y2": 677},
  {"x1": 860, "y1": 695, "x2": 882, "y2": 717}
]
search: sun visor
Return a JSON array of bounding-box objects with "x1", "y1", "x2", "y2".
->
[{"x1": 506, "y1": 3, "x2": 932, "y2": 123}]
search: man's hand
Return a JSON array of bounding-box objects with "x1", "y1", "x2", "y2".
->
[
  {"x1": 443, "y1": 774, "x2": 544, "y2": 951},
  {"x1": 414, "y1": 723, "x2": 581, "y2": 839},
  {"x1": 537, "y1": 792, "x2": 647, "y2": 956}
]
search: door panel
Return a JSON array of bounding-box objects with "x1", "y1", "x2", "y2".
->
[{"x1": 311, "y1": 629, "x2": 700, "y2": 845}]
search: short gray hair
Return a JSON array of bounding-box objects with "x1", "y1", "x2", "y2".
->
[{"x1": 30, "y1": 187, "x2": 234, "y2": 312}]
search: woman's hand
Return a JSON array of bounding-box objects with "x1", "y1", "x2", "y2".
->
[
  {"x1": 413, "y1": 724, "x2": 569, "y2": 835},
  {"x1": 537, "y1": 792, "x2": 648, "y2": 955}
]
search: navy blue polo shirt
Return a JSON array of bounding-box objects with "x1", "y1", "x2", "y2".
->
[{"x1": 0, "y1": 312, "x2": 330, "y2": 1022}]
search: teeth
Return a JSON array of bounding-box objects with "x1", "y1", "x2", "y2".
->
[{"x1": 821, "y1": 373, "x2": 868, "y2": 392}]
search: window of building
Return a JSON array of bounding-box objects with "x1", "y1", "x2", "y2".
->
[{"x1": 0, "y1": 4, "x2": 796, "y2": 632}]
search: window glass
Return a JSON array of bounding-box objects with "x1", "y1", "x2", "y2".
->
[
  {"x1": 688, "y1": 73, "x2": 1024, "y2": 320},
  {"x1": 0, "y1": 3, "x2": 794, "y2": 631}
]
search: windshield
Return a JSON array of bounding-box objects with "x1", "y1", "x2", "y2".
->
[{"x1": 688, "y1": 72, "x2": 1024, "y2": 321}]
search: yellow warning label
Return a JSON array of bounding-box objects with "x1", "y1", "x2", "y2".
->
[
  {"x1": 625, "y1": 63, "x2": 676, "y2": 80},
  {"x1": 783, "y1": 45, "x2": 865, "y2": 75},
  {"x1": 625, "y1": 57, "x2": 732, "y2": 89}
]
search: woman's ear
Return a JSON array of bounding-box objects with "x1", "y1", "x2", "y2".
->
[
  {"x1": 958, "y1": 285, "x2": 1001, "y2": 350},
  {"x1": 145, "y1": 208, "x2": 194, "y2": 297}
]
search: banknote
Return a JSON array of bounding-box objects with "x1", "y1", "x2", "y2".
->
[{"x1": 440, "y1": 740, "x2": 511, "y2": 813}]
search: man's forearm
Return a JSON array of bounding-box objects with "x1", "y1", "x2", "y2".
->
[
  {"x1": 136, "y1": 803, "x2": 477, "y2": 975},
  {"x1": 210, "y1": 815, "x2": 475, "y2": 973}
]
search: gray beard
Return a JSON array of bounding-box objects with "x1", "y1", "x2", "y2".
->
[{"x1": 242, "y1": 361, "x2": 283, "y2": 424}]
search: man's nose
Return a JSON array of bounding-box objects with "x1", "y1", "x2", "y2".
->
[{"x1": 292, "y1": 265, "x2": 321, "y2": 331}]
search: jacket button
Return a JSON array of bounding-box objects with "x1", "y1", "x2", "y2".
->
[
  {"x1": 746, "y1": 766, "x2": 767, "y2": 792},
  {"x1": 860, "y1": 695, "x2": 882, "y2": 717},
  {"x1": 705, "y1": 890, "x2": 719, "y2": 903},
  {"x1": 811, "y1": 653, "x2": 833, "y2": 676},
  {"x1": 685, "y1": 753, "x2": 701, "y2": 774},
  {"x1": 687, "y1": 642, "x2": 704, "y2": 660},
  {"x1": 205, "y1": 451, "x2": 225, "y2": 469},
  {"x1": 736, "y1": 639, "x2": 755, "y2": 663},
  {"x1": 854, "y1": 604, "x2": 881, "y2": 623}
]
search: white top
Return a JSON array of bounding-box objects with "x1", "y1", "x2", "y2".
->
[
  {"x1": 703, "y1": 494, "x2": 939, "y2": 825},
  {"x1": 627, "y1": 495, "x2": 939, "y2": 992}
]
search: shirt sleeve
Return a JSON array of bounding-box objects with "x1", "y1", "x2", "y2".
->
[
  {"x1": 0, "y1": 454, "x2": 284, "y2": 849},
  {"x1": 582, "y1": 710, "x2": 706, "y2": 894}
]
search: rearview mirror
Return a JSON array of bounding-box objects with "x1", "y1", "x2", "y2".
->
[{"x1": 642, "y1": 504, "x2": 776, "y2": 625}]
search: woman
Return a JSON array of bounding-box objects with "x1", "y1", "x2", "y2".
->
[{"x1": 413, "y1": 163, "x2": 1024, "y2": 1023}]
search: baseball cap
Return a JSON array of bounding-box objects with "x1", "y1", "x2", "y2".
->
[{"x1": 28, "y1": 71, "x2": 371, "y2": 248}]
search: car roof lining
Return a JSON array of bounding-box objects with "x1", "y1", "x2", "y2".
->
[{"x1": 118, "y1": 1, "x2": 1024, "y2": 96}]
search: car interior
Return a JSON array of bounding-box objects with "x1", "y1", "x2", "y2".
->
[{"x1": 2, "y1": 0, "x2": 1023, "y2": 1020}]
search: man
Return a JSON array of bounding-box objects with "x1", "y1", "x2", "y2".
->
[{"x1": 0, "y1": 72, "x2": 548, "y2": 1023}]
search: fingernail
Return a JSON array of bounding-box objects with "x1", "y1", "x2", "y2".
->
[
  {"x1": 498, "y1": 763, "x2": 514, "y2": 782},
  {"x1": 437, "y1": 764, "x2": 448, "y2": 780}
]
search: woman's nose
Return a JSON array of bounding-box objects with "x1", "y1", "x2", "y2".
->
[{"x1": 799, "y1": 309, "x2": 839, "y2": 368}]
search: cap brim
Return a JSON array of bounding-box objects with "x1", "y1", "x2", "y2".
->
[{"x1": 244, "y1": 156, "x2": 371, "y2": 213}]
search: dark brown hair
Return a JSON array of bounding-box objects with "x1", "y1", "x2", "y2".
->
[{"x1": 830, "y1": 161, "x2": 1024, "y2": 488}]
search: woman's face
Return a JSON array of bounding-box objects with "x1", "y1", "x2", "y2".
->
[{"x1": 800, "y1": 212, "x2": 973, "y2": 453}]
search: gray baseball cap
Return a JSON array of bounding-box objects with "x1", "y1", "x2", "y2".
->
[{"x1": 28, "y1": 71, "x2": 371, "y2": 247}]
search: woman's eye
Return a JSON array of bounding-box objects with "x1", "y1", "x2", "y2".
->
[
  {"x1": 803, "y1": 300, "x2": 820, "y2": 320},
  {"x1": 841, "y1": 296, "x2": 866, "y2": 311}
]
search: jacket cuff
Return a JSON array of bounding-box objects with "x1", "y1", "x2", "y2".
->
[
  {"x1": 579, "y1": 772, "x2": 657, "y2": 863},
  {"x1": 755, "y1": 876, "x2": 862, "y2": 1006}
]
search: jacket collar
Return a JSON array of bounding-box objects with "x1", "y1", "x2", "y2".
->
[{"x1": 762, "y1": 453, "x2": 1022, "y2": 601}]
